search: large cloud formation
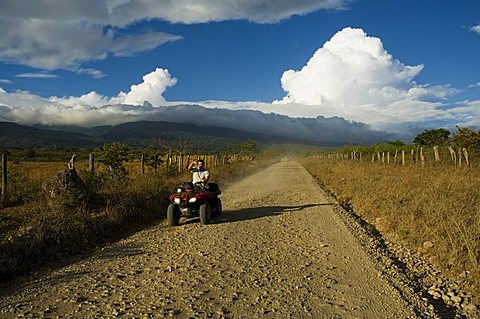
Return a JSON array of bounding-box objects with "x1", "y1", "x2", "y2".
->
[
  {"x1": 0, "y1": 0, "x2": 348, "y2": 25},
  {"x1": 0, "y1": 19, "x2": 181, "y2": 71},
  {"x1": 0, "y1": 0, "x2": 347, "y2": 73},
  {"x1": 272, "y1": 27, "x2": 457, "y2": 127}
]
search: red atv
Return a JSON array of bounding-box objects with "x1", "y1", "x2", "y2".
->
[{"x1": 167, "y1": 182, "x2": 222, "y2": 226}]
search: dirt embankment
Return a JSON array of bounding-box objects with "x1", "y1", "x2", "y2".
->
[{"x1": 0, "y1": 160, "x2": 455, "y2": 318}]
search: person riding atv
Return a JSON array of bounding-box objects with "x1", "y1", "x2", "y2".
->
[
  {"x1": 188, "y1": 159, "x2": 209, "y2": 189},
  {"x1": 166, "y1": 160, "x2": 221, "y2": 226}
]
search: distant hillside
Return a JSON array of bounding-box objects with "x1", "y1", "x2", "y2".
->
[
  {"x1": 0, "y1": 121, "x2": 314, "y2": 151},
  {"x1": 0, "y1": 122, "x2": 95, "y2": 148}
]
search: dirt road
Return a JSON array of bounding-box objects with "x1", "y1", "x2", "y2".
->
[{"x1": 0, "y1": 160, "x2": 429, "y2": 318}]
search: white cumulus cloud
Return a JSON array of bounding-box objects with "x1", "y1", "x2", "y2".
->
[
  {"x1": 113, "y1": 68, "x2": 177, "y2": 106},
  {"x1": 272, "y1": 27, "x2": 456, "y2": 127},
  {"x1": 0, "y1": 68, "x2": 177, "y2": 126}
]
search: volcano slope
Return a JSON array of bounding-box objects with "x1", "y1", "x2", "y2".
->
[{"x1": 0, "y1": 160, "x2": 432, "y2": 318}]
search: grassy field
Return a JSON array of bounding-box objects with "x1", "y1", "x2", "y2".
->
[
  {"x1": 300, "y1": 156, "x2": 480, "y2": 299},
  {"x1": 0, "y1": 156, "x2": 272, "y2": 280}
]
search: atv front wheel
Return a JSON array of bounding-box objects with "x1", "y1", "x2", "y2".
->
[
  {"x1": 167, "y1": 204, "x2": 180, "y2": 226},
  {"x1": 199, "y1": 203, "x2": 212, "y2": 225}
]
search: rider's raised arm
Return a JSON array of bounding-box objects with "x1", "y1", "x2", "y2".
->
[{"x1": 187, "y1": 160, "x2": 196, "y2": 171}]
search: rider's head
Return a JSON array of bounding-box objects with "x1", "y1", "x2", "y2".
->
[{"x1": 197, "y1": 159, "x2": 205, "y2": 169}]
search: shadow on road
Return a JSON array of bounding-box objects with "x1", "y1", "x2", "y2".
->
[
  {"x1": 213, "y1": 203, "x2": 333, "y2": 224},
  {"x1": 0, "y1": 242, "x2": 146, "y2": 299}
]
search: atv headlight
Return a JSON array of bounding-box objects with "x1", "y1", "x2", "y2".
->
[
  {"x1": 176, "y1": 188, "x2": 183, "y2": 194},
  {"x1": 174, "y1": 198, "x2": 181, "y2": 204},
  {"x1": 188, "y1": 197, "x2": 197, "y2": 203}
]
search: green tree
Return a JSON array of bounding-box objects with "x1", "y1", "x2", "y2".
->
[
  {"x1": 144, "y1": 146, "x2": 164, "y2": 171},
  {"x1": 413, "y1": 128, "x2": 450, "y2": 147},
  {"x1": 450, "y1": 127, "x2": 480, "y2": 151},
  {"x1": 240, "y1": 139, "x2": 257, "y2": 155},
  {"x1": 95, "y1": 143, "x2": 132, "y2": 178}
]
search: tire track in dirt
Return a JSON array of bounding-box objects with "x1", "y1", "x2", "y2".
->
[{"x1": 0, "y1": 160, "x2": 428, "y2": 318}]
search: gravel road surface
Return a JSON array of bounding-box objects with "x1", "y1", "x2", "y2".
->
[{"x1": 0, "y1": 160, "x2": 429, "y2": 318}]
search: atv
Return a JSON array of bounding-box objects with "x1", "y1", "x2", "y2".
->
[{"x1": 167, "y1": 182, "x2": 222, "y2": 226}]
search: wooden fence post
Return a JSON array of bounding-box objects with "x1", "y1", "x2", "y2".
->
[
  {"x1": 458, "y1": 148, "x2": 462, "y2": 167},
  {"x1": 462, "y1": 148, "x2": 469, "y2": 167},
  {"x1": 420, "y1": 147, "x2": 425, "y2": 167},
  {"x1": 1, "y1": 151, "x2": 6, "y2": 196},
  {"x1": 89, "y1": 153, "x2": 95, "y2": 174},
  {"x1": 387, "y1": 152, "x2": 390, "y2": 165},
  {"x1": 381, "y1": 152, "x2": 385, "y2": 164},
  {"x1": 433, "y1": 146, "x2": 440, "y2": 163},
  {"x1": 141, "y1": 154, "x2": 145, "y2": 175},
  {"x1": 178, "y1": 155, "x2": 184, "y2": 173},
  {"x1": 402, "y1": 150, "x2": 405, "y2": 166},
  {"x1": 448, "y1": 147, "x2": 456, "y2": 166}
]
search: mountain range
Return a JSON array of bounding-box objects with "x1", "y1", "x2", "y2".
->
[{"x1": 0, "y1": 104, "x2": 397, "y2": 150}]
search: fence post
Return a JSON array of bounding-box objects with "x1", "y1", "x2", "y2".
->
[
  {"x1": 141, "y1": 154, "x2": 145, "y2": 175},
  {"x1": 178, "y1": 155, "x2": 184, "y2": 173},
  {"x1": 420, "y1": 147, "x2": 425, "y2": 167},
  {"x1": 448, "y1": 147, "x2": 456, "y2": 166},
  {"x1": 433, "y1": 146, "x2": 440, "y2": 163},
  {"x1": 458, "y1": 148, "x2": 462, "y2": 167},
  {"x1": 402, "y1": 150, "x2": 405, "y2": 166},
  {"x1": 462, "y1": 148, "x2": 469, "y2": 167},
  {"x1": 1, "y1": 151, "x2": 6, "y2": 196},
  {"x1": 387, "y1": 152, "x2": 390, "y2": 165}
]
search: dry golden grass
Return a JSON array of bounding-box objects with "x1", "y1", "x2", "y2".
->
[{"x1": 300, "y1": 156, "x2": 480, "y2": 298}]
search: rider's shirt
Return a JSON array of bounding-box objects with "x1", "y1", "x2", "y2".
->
[{"x1": 192, "y1": 168, "x2": 209, "y2": 184}]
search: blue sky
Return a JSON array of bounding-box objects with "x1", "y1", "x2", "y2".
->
[{"x1": 0, "y1": 0, "x2": 479, "y2": 131}]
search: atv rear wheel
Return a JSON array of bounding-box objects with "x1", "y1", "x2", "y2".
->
[
  {"x1": 199, "y1": 203, "x2": 212, "y2": 225},
  {"x1": 167, "y1": 204, "x2": 180, "y2": 226}
]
